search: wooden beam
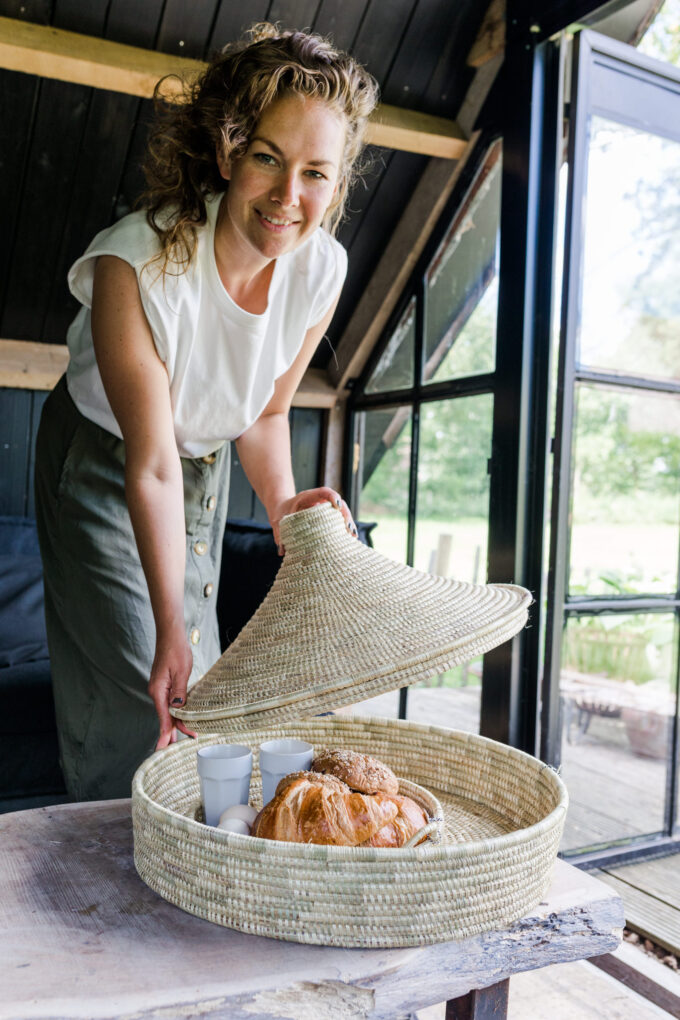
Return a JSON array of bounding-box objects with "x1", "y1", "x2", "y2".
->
[
  {"x1": 467, "y1": 0, "x2": 505, "y2": 68},
  {"x1": 366, "y1": 105, "x2": 467, "y2": 160},
  {"x1": 320, "y1": 400, "x2": 346, "y2": 492},
  {"x1": 0, "y1": 16, "x2": 466, "y2": 159},
  {"x1": 291, "y1": 367, "x2": 337, "y2": 409},
  {"x1": 0, "y1": 15, "x2": 203, "y2": 99},
  {"x1": 330, "y1": 11, "x2": 505, "y2": 394},
  {"x1": 457, "y1": 52, "x2": 503, "y2": 138},
  {"x1": 0, "y1": 339, "x2": 334, "y2": 409},
  {"x1": 589, "y1": 951, "x2": 680, "y2": 1019},
  {"x1": 0, "y1": 339, "x2": 69, "y2": 390}
]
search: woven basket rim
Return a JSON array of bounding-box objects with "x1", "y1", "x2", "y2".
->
[{"x1": 133, "y1": 718, "x2": 568, "y2": 862}]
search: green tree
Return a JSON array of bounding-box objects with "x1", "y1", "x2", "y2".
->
[{"x1": 638, "y1": 0, "x2": 680, "y2": 67}]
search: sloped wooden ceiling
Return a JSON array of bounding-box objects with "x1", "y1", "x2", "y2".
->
[{"x1": 0, "y1": 0, "x2": 491, "y2": 381}]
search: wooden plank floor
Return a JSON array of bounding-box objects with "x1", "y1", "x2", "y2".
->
[
  {"x1": 346, "y1": 687, "x2": 672, "y2": 852},
  {"x1": 596, "y1": 855, "x2": 680, "y2": 957},
  {"x1": 559, "y1": 713, "x2": 668, "y2": 851},
  {"x1": 416, "y1": 959, "x2": 678, "y2": 1019}
]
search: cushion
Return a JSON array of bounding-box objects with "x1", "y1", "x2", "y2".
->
[
  {"x1": 218, "y1": 517, "x2": 376, "y2": 650},
  {"x1": 0, "y1": 515, "x2": 42, "y2": 557},
  {"x1": 0, "y1": 731, "x2": 64, "y2": 797},
  {"x1": 218, "y1": 519, "x2": 280, "y2": 650},
  {"x1": 0, "y1": 517, "x2": 49, "y2": 668},
  {"x1": 0, "y1": 659, "x2": 56, "y2": 734}
]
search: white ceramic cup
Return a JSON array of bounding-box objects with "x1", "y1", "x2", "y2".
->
[
  {"x1": 196, "y1": 744, "x2": 253, "y2": 826},
  {"x1": 259, "y1": 739, "x2": 314, "y2": 806}
]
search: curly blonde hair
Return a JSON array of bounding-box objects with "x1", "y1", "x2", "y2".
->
[{"x1": 141, "y1": 23, "x2": 378, "y2": 273}]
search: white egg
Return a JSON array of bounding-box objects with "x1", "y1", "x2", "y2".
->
[
  {"x1": 218, "y1": 803, "x2": 258, "y2": 827},
  {"x1": 217, "y1": 817, "x2": 250, "y2": 835}
]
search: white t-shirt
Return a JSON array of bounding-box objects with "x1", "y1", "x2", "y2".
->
[{"x1": 65, "y1": 194, "x2": 347, "y2": 457}]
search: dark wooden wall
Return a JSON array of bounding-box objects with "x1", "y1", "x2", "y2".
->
[
  {"x1": 0, "y1": 386, "x2": 323, "y2": 523},
  {"x1": 0, "y1": 0, "x2": 486, "y2": 367}
]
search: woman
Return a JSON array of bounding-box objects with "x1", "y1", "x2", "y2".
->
[{"x1": 35, "y1": 24, "x2": 378, "y2": 801}]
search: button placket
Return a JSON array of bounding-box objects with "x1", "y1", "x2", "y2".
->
[
  {"x1": 188, "y1": 459, "x2": 212, "y2": 636},
  {"x1": 191, "y1": 529, "x2": 213, "y2": 614},
  {"x1": 185, "y1": 444, "x2": 226, "y2": 667}
]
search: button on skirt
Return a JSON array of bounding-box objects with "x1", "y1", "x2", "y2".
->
[{"x1": 34, "y1": 376, "x2": 230, "y2": 801}]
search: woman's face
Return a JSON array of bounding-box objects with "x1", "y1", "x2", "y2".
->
[{"x1": 217, "y1": 92, "x2": 346, "y2": 263}]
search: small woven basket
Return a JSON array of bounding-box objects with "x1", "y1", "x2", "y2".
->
[{"x1": 133, "y1": 715, "x2": 567, "y2": 948}]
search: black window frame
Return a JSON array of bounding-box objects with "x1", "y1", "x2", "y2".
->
[
  {"x1": 344, "y1": 24, "x2": 565, "y2": 751},
  {"x1": 345, "y1": 131, "x2": 500, "y2": 721}
]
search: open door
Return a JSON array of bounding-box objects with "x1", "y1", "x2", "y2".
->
[{"x1": 543, "y1": 29, "x2": 680, "y2": 862}]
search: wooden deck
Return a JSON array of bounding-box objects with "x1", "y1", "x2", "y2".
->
[
  {"x1": 345, "y1": 685, "x2": 672, "y2": 854},
  {"x1": 416, "y1": 956, "x2": 680, "y2": 1019},
  {"x1": 596, "y1": 857, "x2": 680, "y2": 958}
]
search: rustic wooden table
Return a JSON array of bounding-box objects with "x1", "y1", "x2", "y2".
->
[{"x1": 1, "y1": 800, "x2": 624, "y2": 1020}]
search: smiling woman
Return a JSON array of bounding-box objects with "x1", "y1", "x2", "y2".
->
[
  {"x1": 33, "y1": 24, "x2": 378, "y2": 802},
  {"x1": 214, "y1": 93, "x2": 347, "y2": 302},
  {"x1": 144, "y1": 23, "x2": 376, "y2": 271}
]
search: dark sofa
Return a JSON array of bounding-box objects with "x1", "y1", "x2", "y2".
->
[{"x1": 0, "y1": 514, "x2": 374, "y2": 811}]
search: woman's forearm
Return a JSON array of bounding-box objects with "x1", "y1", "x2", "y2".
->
[
  {"x1": 235, "y1": 411, "x2": 296, "y2": 523},
  {"x1": 124, "y1": 460, "x2": 187, "y2": 641},
  {"x1": 235, "y1": 411, "x2": 357, "y2": 550}
]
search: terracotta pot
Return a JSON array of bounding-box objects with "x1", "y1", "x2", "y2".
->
[{"x1": 621, "y1": 707, "x2": 671, "y2": 760}]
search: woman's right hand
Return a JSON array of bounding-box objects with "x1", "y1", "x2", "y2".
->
[{"x1": 149, "y1": 632, "x2": 198, "y2": 749}]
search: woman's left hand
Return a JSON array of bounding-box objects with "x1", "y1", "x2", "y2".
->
[{"x1": 271, "y1": 488, "x2": 356, "y2": 554}]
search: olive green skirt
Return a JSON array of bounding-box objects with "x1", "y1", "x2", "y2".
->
[{"x1": 34, "y1": 375, "x2": 230, "y2": 801}]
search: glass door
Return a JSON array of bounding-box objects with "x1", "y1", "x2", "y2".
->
[{"x1": 544, "y1": 30, "x2": 680, "y2": 861}]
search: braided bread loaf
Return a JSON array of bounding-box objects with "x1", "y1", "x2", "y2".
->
[
  {"x1": 252, "y1": 749, "x2": 429, "y2": 847},
  {"x1": 251, "y1": 771, "x2": 399, "y2": 845}
]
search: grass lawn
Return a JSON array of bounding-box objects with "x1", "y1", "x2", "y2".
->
[{"x1": 362, "y1": 512, "x2": 677, "y2": 595}]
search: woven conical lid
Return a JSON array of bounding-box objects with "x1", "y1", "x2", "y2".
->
[{"x1": 172, "y1": 503, "x2": 531, "y2": 731}]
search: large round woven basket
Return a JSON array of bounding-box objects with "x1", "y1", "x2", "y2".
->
[{"x1": 133, "y1": 715, "x2": 567, "y2": 948}]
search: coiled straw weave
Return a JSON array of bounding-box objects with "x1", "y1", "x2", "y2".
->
[
  {"x1": 132, "y1": 716, "x2": 568, "y2": 947},
  {"x1": 172, "y1": 503, "x2": 532, "y2": 730}
]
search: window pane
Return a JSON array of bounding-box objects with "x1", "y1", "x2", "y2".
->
[
  {"x1": 365, "y1": 298, "x2": 415, "y2": 394},
  {"x1": 559, "y1": 613, "x2": 678, "y2": 852},
  {"x1": 424, "y1": 145, "x2": 500, "y2": 384},
  {"x1": 406, "y1": 394, "x2": 494, "y2": 735},
  {"x1": 429, "y1": 277, "x2": 498, "y2": 384},
  {"x1": 570, "y1": 385, "x2": 680, "y2": 596},
  {"x1": 414, "y1": 395, "x2": 492, "y2": 582},
  {"x1": 349, "y1": 406, "x2": 413, "y2": 722},
  {"x1": 578, "y1": 116, "x2": 680, "y2": 382},
  {"x1": 355, "y1": 406, "x2": 412, "y2": 564}
]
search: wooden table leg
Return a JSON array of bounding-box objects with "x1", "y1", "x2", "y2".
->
[{"x1": 445, "y1": 978, "x2": 510, "y2": 1019}]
